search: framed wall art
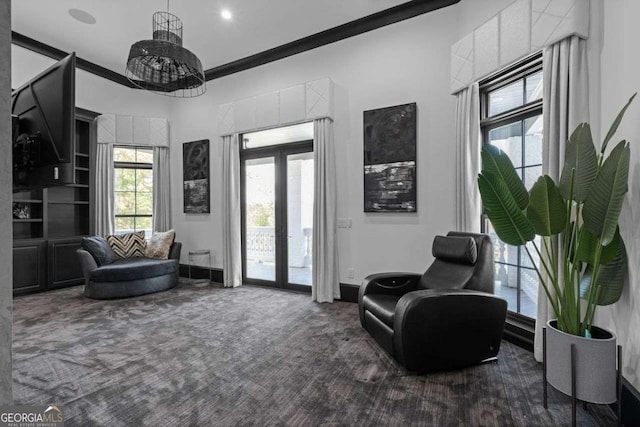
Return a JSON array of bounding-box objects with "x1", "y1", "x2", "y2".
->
[
  {"x1": 183, "y1": 139, "x2": 210, "y2": 213},
  {"x1": 363, "y1": 103, "x2": 417, "y2": 212}
]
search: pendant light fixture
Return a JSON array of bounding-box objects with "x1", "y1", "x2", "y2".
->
[{"x1": 125, "y1": 1, "x2": 206, "y2": 97}]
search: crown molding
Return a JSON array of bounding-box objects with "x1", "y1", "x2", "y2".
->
[
  {"x1": 11, "y1": 31, "x2": 136, "y2": 88},
  {"x1": 12, "y1": 0, "x2": 460, "y2": 88}
]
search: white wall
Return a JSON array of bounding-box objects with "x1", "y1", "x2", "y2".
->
[
  {"x1": 168, "y1": 6, "x2": 460, "y2": 279},
  {"x1": 12, "y1": 45, "x2": 172, "y2": 118},
  {"x1": 594, "y1": 0, "x2": 640, "y2": 393}
]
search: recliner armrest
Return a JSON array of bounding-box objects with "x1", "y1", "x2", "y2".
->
[
  {"x1": 393, "y1": 289, "x2": 508, "y2": 372},
  {"x1": 358, "y1": 272, "x2": 420, "y2": 328}
]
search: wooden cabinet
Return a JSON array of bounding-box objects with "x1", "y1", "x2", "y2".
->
[
  {"x1": 12, "y1": 108, "x2": 100, "y2": 295},
  {"x1": 13, "y1": 240, "x2": 47, "y2": 294},
  {"x1": 47, "y1": 238, "x2": 84, "y2": 289}
]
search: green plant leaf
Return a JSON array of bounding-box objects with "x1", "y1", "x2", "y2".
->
[
  {"x1": 526, "y1": 175, "x2": 566, "y2": 236},
  {"x1": 602, "y1": 93, "x2": 637, "y2": 153},
  {"x1": 478, "y1": 171, "x2": 536, "y2": 246},
  {"x1": 580, "y1": 238, "x2": 627, "y2": 305},
  {"x1": 481, "y1": 144, "x2": 529, "y2": 210},
  {"x1": 583, "y1": 141, "x2": 630, "y2": 245},
  {"x1": 559, "y1": 124, "x2": 598, "y2": 202},
  {"x1": 574, "y1": 225, "x2": 621, "y2": 265}
]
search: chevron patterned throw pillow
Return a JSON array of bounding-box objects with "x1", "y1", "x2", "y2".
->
[{"x1": 107, "y1": 231, "x2": 147, "y2": 258}]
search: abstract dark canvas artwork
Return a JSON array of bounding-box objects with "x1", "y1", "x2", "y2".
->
[
  {"x1": 363, "y1": 103, "x2": 417, "y2": 212},
  {"x1": 183, "y1": 139, "x2": 210, "y2": 213}
]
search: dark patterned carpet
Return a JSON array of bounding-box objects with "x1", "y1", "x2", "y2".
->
[{"x1": 13, "y1": 280, "x2": 616, "y2": 426}]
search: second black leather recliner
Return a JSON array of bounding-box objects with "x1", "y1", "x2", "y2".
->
[{"x1": 358, "y1": 231, "x2": 508, "y2": 372}]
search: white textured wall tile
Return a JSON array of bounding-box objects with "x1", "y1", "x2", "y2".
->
[
  {"x1": 451, "y1": 0, "x2": 590, "y2": 93},
  {"x1": 97, "y1": 114, "x2": 116, "y2": 143},
  {"x1": 450, "y1": 32, "x2": 474, "y2": 93},
  {"x1": 256, "y1": 91, "x2": 279, "y2": 129},
  {"x1": 150, "y1": 118, "x2": 168, "y2": 147},
  {"x1": 219, "y1": 79, "x2": 334, "y2": 134},
  {"x1": 500, "y1": 0, "x2": 531, "y2": 67},
  {"x1": 133, "y1": 116, "x2": 150, "y2": 146},
  {"x1": 473, "y1": 16, "x2": 500, "y2": 81},
  {"x1": 234, "y1": 97, "x2": 257, "y2": 132},
  {"x1": 306, "y1": 78, "x2": 333, "y2": 119},
  {"x1": 532, "y1": 0, "x2": 589, "y2": 50},
  {"x1": 116, "y1": 115, "x2": 133, "y2": 144},
  {"x1": 279, "y1": 84, "x2": 306, "y2": 124},
  {"x1": 219, "y1": 103, "x2": 235, "y2": 136}
]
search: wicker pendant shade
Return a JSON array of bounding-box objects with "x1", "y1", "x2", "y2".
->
[{"x1": 126, "y1": 11, "x2": 205, "y2": 97}]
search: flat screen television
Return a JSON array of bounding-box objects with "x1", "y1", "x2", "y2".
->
[{"x1": 12, "y1": 52, "x2": 76, "y2": 189}]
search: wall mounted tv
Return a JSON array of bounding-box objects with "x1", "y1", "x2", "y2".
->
[{"x1": 12, "y1": 52, "x2": 76, "y2": 189}]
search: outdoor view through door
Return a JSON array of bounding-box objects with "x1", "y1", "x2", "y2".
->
[{"x1": 241, "y1": 123, "x2": 314, "y2": 291}]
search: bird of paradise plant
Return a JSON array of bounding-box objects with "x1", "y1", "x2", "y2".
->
[{"x1": 477, "y1": 94, "x2": 636, "y2": 337}]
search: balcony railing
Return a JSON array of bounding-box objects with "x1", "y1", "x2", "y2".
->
[{"x1": 246, "y1": 226, "x2": 312, "y2": 266}]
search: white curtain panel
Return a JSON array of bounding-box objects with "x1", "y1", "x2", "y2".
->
[
  {"x1": 152, "y1": 146, "x2": 171, "y2": 232},
  {"x1": 95, "y1": 142, "x2": 114, "y2": 236},
  {"x1": 534, "y1": 36, "x2": 589, "y2": 361},
  {"x1": 222, "y1": 134, "x2": 243, "y2": 288},
  {"x1": 455, "y1": 83, "x2": 482, "y2": 233},
  {"x1": 312, "y1": 118, "x2": 340, "y2": 303}
]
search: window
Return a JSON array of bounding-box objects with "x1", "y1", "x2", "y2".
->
[
  {"x1": 114, "y1": 147, "x2": 153, "y2": 238},
  {"x1": 480, "y1": 54, "x2": 543, "y2": 319}
]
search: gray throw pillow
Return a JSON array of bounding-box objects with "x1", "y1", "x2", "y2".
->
[{"x1": 81, "y1": 236, "x2": 117, "y2": 266}]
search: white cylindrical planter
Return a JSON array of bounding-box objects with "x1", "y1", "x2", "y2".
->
[{"x1": 546, "y1": 320, "x2": 617, "y2": 404}]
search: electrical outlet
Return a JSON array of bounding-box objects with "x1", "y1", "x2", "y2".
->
[{"x1": 347, "y1": 268, "x2": 355, "y2": 279}]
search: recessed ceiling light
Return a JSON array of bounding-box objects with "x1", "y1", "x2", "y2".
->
[
  {"x1": 69, "y1": 8, "x2": 96, "y2": 25},
  {"x1": 221, "y1": 9, "x2": 232, "y2": 21}
]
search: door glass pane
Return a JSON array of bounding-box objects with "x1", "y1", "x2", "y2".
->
[
  {"x1": 489, "y1": 80, "x2": 524, "y2": 116},
  {"x1": 245, "y1": 157, "x2": 276, "y2": 281},
  {"x1": 287, "y1": 152, "x2": 314, "y2": 286},
  {"x1": 243, "y1": 123, "x2": 314, "y2": 149}
]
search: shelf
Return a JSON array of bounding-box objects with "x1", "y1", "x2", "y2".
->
[
  {"x1": 13, "y1": 199, "x2": 43, "y2": 204},
  {"x1": 13, "y1": 109, "x2": 98, "y2": 294},
  {"x1": 48, "y1": 200, "x2": 89, "y2": 205}
]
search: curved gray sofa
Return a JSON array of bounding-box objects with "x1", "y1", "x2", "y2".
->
[{"x1": 77, "y1": 242, "x2": 182, "y2": 299}]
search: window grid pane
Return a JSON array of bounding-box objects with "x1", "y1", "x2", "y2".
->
[
  {"x1": 488, "y1": 79, "x2": 524, "y2": 117},
  {"x1": 114, "y1": 146, "x2": 154, "y2": 235},
  {"x1": 482, "y1": 59, "x2": 542, "y2": 320}
]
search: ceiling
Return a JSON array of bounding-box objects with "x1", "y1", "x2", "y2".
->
[{"x1": 12, "y1": 0, "x2": 412, "y2": 77}]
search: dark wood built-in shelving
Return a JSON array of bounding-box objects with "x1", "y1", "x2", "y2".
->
[{"x1": 12, "y1": 108, "x2": 100, "y2": 295}]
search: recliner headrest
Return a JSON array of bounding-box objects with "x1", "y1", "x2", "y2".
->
[{"x1": 432, "y1": 235, "x2": 478, "y2": 265}]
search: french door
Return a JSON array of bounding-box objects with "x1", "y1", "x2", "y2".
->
[{"x1": 241, "y1": 141, "x2": 314, "y2": 292}]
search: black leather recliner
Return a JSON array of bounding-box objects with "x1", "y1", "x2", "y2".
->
[{"x1": 358, "y1": 231, "x2": 508, "y2": 372}]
